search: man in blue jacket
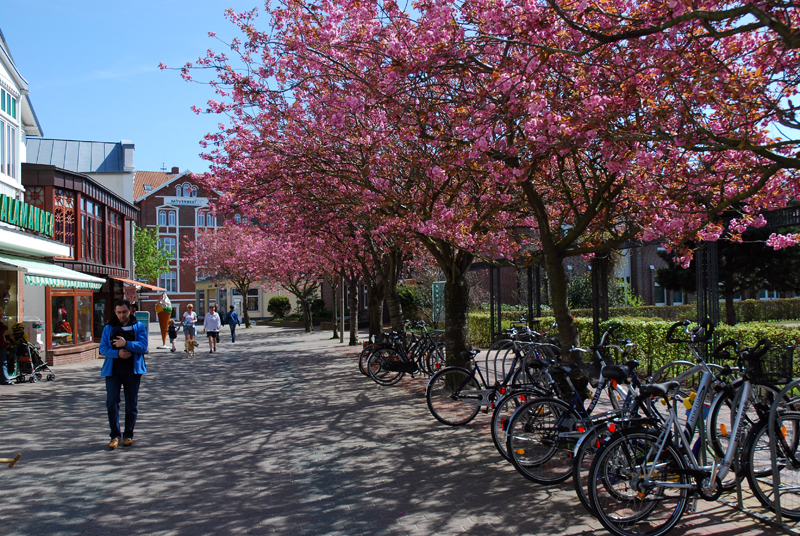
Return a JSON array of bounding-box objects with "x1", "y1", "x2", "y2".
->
[
  {"x1": 225, "y1": 305, "x2": 241, "y2": 342},
  {"x1": 99, "y1": 299, "x2": 148, "y2": 449}
]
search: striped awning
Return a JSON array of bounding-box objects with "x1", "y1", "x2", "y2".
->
[{"x1": 0, "y1": 253, "x2": 105, "y2": 290}]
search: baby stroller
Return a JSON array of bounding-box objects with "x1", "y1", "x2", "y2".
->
[{"x1": 6, "y1": 323, "x2": 53, "y2": 383}]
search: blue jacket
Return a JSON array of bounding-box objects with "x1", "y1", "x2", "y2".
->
[
  {"x1": 99, "y1": 320, "x2": 148, "y2": 376},
  {"x1": 225, "y1": 311, "x2": 241, "y2": 325}
]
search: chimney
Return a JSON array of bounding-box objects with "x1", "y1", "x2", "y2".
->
[{"x1": 171, "y1": 166, "x2": 180, "y2": 174}]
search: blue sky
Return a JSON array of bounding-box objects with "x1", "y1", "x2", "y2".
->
[{"x1": 3, "y1": 1, "x2": 257, "y2": 175}]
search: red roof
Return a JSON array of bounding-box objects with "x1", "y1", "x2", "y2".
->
[{"x1": 134, "y1": 171, "x2": 177, "y2": 201}]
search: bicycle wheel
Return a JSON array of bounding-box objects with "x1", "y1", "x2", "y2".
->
[
  {"x1": 742, "y1": 412, "x2": 800, "y2": 520},
  {"x1": 425, "y1": 344, "x2": 446, "y2": 374},
  {"x1": 367, "y1": 348, "x2": 406, "y2": 386},
  {"x1": 491, "y1": 389, "x2": 544, "y2": 462},
  {"x1": 708, "y1": 382, "x2": 780, "y2": 459},
  {"x1": 425, "y1": 367, "x2": 482, "y2": 425},
  {"x1": 505, "y1": 397, "x2": 578, "y2": 484},
  {"x1": 589, "y1": 429, "x2": 689, "y2": 536},
  {"x1": 572, "y1": 422, "x2": 613, "y2": 514},
  {"x1": 358, "y1": 345, "x2": 374, "y2": 376}
]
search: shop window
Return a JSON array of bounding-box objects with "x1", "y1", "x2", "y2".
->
[
  {"x1": 93, "y1": 297, "x2": 107, "y2": 342},
  {"x1": 0, "y1": 270, "x2": 19, "y2": 326},
  {"x1": 52, "y1": 296, "x2": 76, "y2": 347},
  {"x1": 247, "y1": 288, "x2": 259, "y2": 312},
  {"x1": 197, "y1": 290, "x2": 206, "y2": 317},
  {"x1": 51, "y1": 291, "x2": 93, "y2": 348}
]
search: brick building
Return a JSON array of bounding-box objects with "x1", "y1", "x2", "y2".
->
[{"x1": 133, "y1": 167, "x2": 217, "y2": 320}]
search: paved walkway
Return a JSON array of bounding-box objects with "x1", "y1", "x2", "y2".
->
[{"x1": 0, "y1": 326, "x2": 794, "y2": 535}]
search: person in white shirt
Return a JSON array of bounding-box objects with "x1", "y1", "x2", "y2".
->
[
  {"x1": 204, "y1": 305, "x2": 222, "y2": 353},
  {"x1": 182, "y1": 304, "x2": 198, "y2": 344}
]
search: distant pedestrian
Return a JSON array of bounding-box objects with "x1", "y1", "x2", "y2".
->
[
  {"x1": 225, "y1": 305, "x2": 241, "y2": 342},
  {"x1": 182, "y1": 304, "x2": 197, "y2": 345},
  {"x1": 99, "y1": 299, "x2": 148, "y2": 449},
  {"x1": 168, "y1": 319, "x2": 178, "y2": 353},
  {"x1": 204, "y1": 305, "x2": 221, "y2": 353},
  {"x1": 0, "y1": 321, "x2": 12, "y2": 385}
]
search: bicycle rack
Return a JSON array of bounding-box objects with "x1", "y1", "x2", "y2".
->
[{"x1": 768, "y1": 378, "x2": 800, "y2": 526}]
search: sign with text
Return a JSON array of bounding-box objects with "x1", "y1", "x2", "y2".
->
[
  {"x1": 163, "y1": 196, "x2": 208, "y2": 207},
  {"x1": 0, "y1": 193, "x2": 54, "y2": 237}
]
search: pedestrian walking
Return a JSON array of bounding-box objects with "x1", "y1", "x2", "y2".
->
[
  {"x1": 0, "y1": 320, "x2": 12, "y2": 386},
  {"x1": 99, "y1": 299, "x2": 148, "y2": 449},
  {"x1": 182, "y1": 304, "x2": 197, "y2": 344},
  {"x1": 225, "y1": 305, "x2": 241, "y2": 342},
  {"x1": 204, "y1": 305, "x2": 221, "y2": 353},
  {"x1": 168, "y1": 319, "x2": 178, "y2": 353}
]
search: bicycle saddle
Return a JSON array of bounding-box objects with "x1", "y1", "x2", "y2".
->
[
  {"x1": 601, "y1": 360, "x2": 639, "y2": 384},
  {"x1": 639, "y1": 381, "x2": 681, "y2": 399}
]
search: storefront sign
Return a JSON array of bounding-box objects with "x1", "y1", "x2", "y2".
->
[
  {"x1": 163, "y1": 197, "x2": 208, "y2": 207},
  {"x1": 0, "y1": 194, "x2": 54, "y2": 238}
]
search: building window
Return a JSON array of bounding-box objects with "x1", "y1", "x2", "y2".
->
[
  {"x1": 207, "y1": 214, "x2": 215, "y2": 227},
  {"x1": 197, "y1": 212, "x2": 206, "y2": 227},
  {"x1": 673, "y1": 290, "x2": 683, "y2": 305},
  {"x1": 183, "y1": 184, "x2": 192, "y2": 197},
  {"x1": 0, "y1": 89, "x2": 17, "y2": 120},
  {"x1": 759, "y1": 289, "x2": 779, "y2": 300},
  {"x1": 158, "y1": 210, "x2": 167, "y2": 226},
  {"x1": 0, "y1": 119, "x2": 15, "y2": 179},
  {"x1": 175, "y1": 186, "x2": 182, "y2": 197},
  {"x1": 159, "y1": 237, "x2": 177, "y2": 258},
  {"x1": 107, "y1": 211, "x2": 124, "y2": 267},
  {"x1": 234, "y1": 214, "x2": 241, "y2": 224},
  {"x1": 191, "y1": 187, "x2": 198, "y2": 197},
  {"x1": 363, "y1": 285, "x2": 368, "y2": 306},
  {"x1": 247, "y1": 288, "x2": 259, "y2": 312},
  {"x1": 80, "y1": 198, "x2": 103, "y2": 263},
  {"x1": 654, "y1": 283, "x2": 666, "y2": 306},
  {"x1": 197, "y1": 290, "x2": 206, "y2": 318},
  {"x1": 54, "y1": 189, "x2": 76, "y2": 259},
  {"x1": 168, "y1": 211, "x2": 176, "y2": 227},
  {"x1": 159, "y1": 271, "x2": 177, "y2": 293}
]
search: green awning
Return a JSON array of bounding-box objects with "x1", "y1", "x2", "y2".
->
[{"x1": 0, "y1": 253, "x2": 105, "y2": 290}]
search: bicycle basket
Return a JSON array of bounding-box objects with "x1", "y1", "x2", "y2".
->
[{"x1": 744, "y1": 343, "x2": 794, "y2": 384}]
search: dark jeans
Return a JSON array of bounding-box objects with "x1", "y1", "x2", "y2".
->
[
  {"x1": 0, "y1": 348, "x2": 10, "y2": 384},
  {"x1": 106, "y1": 369, "x2": 142, "y2": 439},
  {"x1": 229, "y1": 324, "x2": 237, "y2": 342}
]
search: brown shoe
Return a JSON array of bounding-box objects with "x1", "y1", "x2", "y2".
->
[
  {"x1": 122, "y1": 438, "x2": 133, "y2": 447},
  {"x1": 108, "y1": 438, "x2": 120, "y2": 449}
]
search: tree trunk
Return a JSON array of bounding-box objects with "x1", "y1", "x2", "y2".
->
[
  {"x1": 725, "y1": 289, "x2": 737, "y2": 326},
  {"x1": 367, "y1": 282, "x2": 384, "y2": 339},
  {"x1": 349, "y1": 280, "x2": 359, "y2": 345},
  {"x1": 302, "y1": 293, "x2": 313, "y2": 333},
  {"x1": 236, "y1": 284, "x2": 252, "y2": 328},
  {"x1": 443, "y1": 267, "x2": 472, "y2": 366},
  {"x1": 542, "y1": 250, "x2": 579, "y2": 361},
  {"x1": 384, "y1": 250, "x2": 405, "y2": 331}
]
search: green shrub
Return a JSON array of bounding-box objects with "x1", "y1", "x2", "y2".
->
[
  {"x1": 267, "y1": 296, "x2": 291, "y2": 319},
  {"x1": 397, "y1": 284, "x2": 425, "y2": 321},
  {"x1": 467, "y1": 314, "x2": 800, "y2": 377}
]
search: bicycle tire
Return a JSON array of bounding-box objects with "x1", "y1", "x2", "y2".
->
[
  {"x1": 425, "y1": 367, "x2": 482, "y2": 425},
  {"x1": 588, "y1": 428, "x2": 689, "y2": 536},
  {"x1": 505, "y1": 397, "x2": 578, "y2": 484},
  {"x1": 742, "y1": 411, "x2": 800, "y2": 520},
  {"x1": 366, "y1": 348, "x2": 406, "y2": 386},
  {"x1": 425, "y1": 344, "x2": 446, "y2": 375},
  {"x1": 491, "y1": 388, "x2": 545, "y2": 462},
  {"x1": 572, "y1": 422, "x2": 613, "y2": 514}
]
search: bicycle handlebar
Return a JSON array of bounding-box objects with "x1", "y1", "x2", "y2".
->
[
  {"x1": 710, "y1": 340, "x2": 739, "y2": 361},
  {"x1": 665, "y1": 319, "x2": 714, "y2": 344}
]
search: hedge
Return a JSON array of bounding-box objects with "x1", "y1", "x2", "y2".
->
[
  {"x1": 468, "y1": 313, "x2": 800, "y2": 377},
  {"x1": 570, "y1": 298, "x2": 800, "y2": 323}
]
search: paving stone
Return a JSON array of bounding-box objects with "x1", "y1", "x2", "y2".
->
[{"x1": 0, "y1": 326, "x2": 796, "y2": 535}]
